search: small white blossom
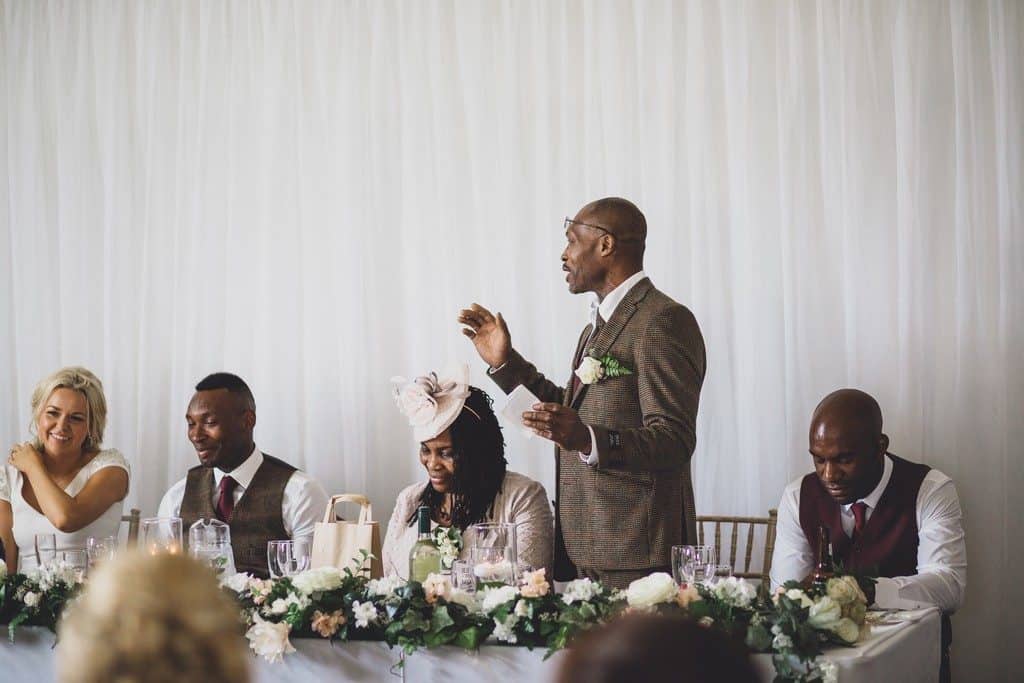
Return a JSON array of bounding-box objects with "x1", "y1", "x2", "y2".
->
[
  {"x1": 368, "y1": 575, "x2": 405, "y2": 598},
  {"x1": 561, "y1": 578, "x2": 601, "y2": 605},
  {"x1": 267, "y1": 592, "x2": 310, "y2": 616},
  {"x1": 220, "y1": 572, "x2": 253, "y2": 593},
  {"x1": 818, "y1": 659, "x2": 839, "y2": 683},
  {"x1": 22, "y1": 592, "x2": 40, "y2": 608},
  {"x1": 514, "y1": 599, "x2": 530, "y2": 618},
  {"x1": 709, "y1": 577, "x2": 757, "y2": 608},
  {"x1": 772, "y1": 633, "x2": 793, "y2": 650},
  {"x1": 492, "y1": 614, "x2": 518, "y2": 643},
  {"x1": 447, "y1": 588, "x2": 480, "y2": 613},
  {"x1": 480, "y1": 585, "x2": 519, "y2": 612},
  {"x1": 352, "y1": 600, "x2": 378, "y2": 629}
]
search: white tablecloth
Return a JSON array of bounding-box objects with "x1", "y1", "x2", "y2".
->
[{"x1": 1, "y1": 608, "x2": 940, "y2": 683}]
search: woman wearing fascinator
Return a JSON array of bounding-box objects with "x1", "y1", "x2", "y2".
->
[{"x1": 382, "y1": 366, "x2": 553, "y2": 579}]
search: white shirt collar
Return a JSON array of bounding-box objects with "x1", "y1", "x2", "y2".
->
[
  {"x1": 592, "y1": 270, "x2": 647, "y2": 325},
  {"x1": 842, "y1": 454, "x2": 893, "y2": 512},
  {"x1": 213, "y1": 445, "x2": 262, "y2": 491}
]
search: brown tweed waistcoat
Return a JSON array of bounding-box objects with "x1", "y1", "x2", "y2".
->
[
  {"x1": 180, "y1": 453, "x2": 296, "y2": 578},
  {"x1": 491, "y1": 278, "x2": 706, "y2": 577}
]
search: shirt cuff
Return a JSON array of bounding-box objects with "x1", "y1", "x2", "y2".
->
[
  {"x1": 873, "y1": 577, "x2": 926, "y2": 610},
  {"x1": 487, "y1": 363, "x2": 507, "y2": 375},
  {"x1": 578, "y1": 426, "x2": 599, "y2": 466}
]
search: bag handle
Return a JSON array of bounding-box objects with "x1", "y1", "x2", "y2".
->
[{"x1": 321, "y1": 493, "x2": 373, "y2": 524}]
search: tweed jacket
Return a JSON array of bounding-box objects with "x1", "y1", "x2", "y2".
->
[{"x1": 490, "y1": 278, "x2": 705, "y2": 572}]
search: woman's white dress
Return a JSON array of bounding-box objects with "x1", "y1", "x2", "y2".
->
[
  {"x1": 0, "y1": 449, "x2": 130, "y2": 570},
  {"x1": 382, "y1": 470, "x2": 553, "y2": 580}
]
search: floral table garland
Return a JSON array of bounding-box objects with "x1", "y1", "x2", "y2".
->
[{"x1": 0, "y1": 559, "x2": 872, "y2": 683}]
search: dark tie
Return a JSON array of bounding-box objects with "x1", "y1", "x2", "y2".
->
[
  {"x1": 571, "y1": 314, "x2": 605, "y2": 395},
  {"x1": 851, "y1": 501, "x2": 868, "y2": 540},
  {"x1": 216, "y1": 476, "x2": 238, "y2": 522}
]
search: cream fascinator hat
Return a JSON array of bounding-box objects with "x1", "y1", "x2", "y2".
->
[{"x1": 392, "y1": 364, "x2": 481, "y2": 442}]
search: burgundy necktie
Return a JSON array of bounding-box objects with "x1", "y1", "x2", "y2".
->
[
  {"x1": 216, "y1": 476, "x2": 238, "y2": 522},
  {"x1": 851, "y1": 501, "x2": 868, "y2": 541}
]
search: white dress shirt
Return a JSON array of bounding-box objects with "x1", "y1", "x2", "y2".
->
[
  {"x1": 770, "y1": 455, "x2": 967, "y2": 612},
  {"x1": 580, "y1": 270, "x2": 648, "y2": 465},
  {"x1": 157, "y1": 445, "x2": 329, "y2": 545}
]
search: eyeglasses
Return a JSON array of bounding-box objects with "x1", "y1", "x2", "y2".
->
[{"x1": 564, "y1": 217, "x2": 641, "y2": 243}]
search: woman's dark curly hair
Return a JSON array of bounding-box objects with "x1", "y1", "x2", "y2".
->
[{"x1": 407, "y1": 386, "x2": 507, "y2": 530}]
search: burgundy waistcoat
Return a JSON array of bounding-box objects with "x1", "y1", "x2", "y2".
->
[
  {"x1": 799, "y1": 454, "x2": 930, "y2": 578},
  {"x1": 180, "y1": 453, "x2": 296, "y2": 579}
]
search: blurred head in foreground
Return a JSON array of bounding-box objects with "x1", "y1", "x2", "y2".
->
[
  {"x1": 57, "y1": 552, "x2": 249, "y2": 683},
  {"x1": 556, "y1": 612, "x2": 758, "y2": 683}
]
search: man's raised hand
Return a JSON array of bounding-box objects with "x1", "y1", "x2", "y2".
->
[{"x1": 458, "y1": 303, "x2": 511, "y2": 369}]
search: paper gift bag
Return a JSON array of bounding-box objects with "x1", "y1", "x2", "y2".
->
[{"x1": 310, "y1": 494, "x2": 383, "y2": 578}]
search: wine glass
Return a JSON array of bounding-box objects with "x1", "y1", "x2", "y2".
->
[
  {"x1": 35, "y1": 533, "x2": 57, "y2": 566},
  {"x1": 140, "y1": 517, "x2": 183, "y2": 555},
  {"x1": 267, "y1": 540, "x2": 310, "y2": 579},
  {"x1": 672, "y1": 545, "x2": 717, "y2": 585}
]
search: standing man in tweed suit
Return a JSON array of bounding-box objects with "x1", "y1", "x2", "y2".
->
[{"x1": 459, "y1": 197, "x2": 705, "y2": 588}]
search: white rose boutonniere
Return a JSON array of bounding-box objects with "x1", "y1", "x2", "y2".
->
[
  {"x1": 625, "y1": 572, "x2": 678, "y2": 609},
  {"x1": 575, "y1": 353, "x2": 634, "y2": 385}
]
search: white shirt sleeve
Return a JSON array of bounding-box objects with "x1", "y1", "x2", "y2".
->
[
  {"x1": 873, "y1": 472, "x2": 967, "y2": 613},
  {"x1": 157, "y1": 477, "x2": 187, "y2": 519},
  {"x1": 282, "y1": 471, "x2": 329, "y2": 545},
  {"x1": 770, "y1": 480, "x2": 814, "y2": 590},
  {"x1": 581, "y1": 425, "x2": 599, "y2": 465}
]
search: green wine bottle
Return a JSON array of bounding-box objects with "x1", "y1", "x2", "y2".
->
[{"x1": 409, "y1": 505, "x2": 442, "y2": 582}]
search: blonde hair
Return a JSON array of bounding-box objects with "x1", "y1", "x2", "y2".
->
[
  {"x1": 30, "y1": 366, "x2": 107, "y2": 451},
  {"x1": 57, "y1": 552, "x2": 249, "y2": 683}
]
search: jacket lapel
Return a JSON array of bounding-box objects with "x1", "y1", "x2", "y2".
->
[{"x1": 569, "y1": 278, "x2": 653, "y2": 408}]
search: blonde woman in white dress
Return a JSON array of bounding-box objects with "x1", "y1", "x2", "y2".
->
[
  {"x1": 1, "y1": 367, "x2": 130, "y2": 573},
  {"x1": 383, "y1": 367, "x2": 553, "y2": 579}
]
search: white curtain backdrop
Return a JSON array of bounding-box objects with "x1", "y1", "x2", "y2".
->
[{"x1": 2, "y1": 1, "x2": 1021, "y2": 679}]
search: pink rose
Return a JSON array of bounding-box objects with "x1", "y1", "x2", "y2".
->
[
  {"x1": 311, "y1": 609, "x2": 346, "y2": 638},
  {"x1": 519, "y1": 568, "x2": 550, "y2": 599}
]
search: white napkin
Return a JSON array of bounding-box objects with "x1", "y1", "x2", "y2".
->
[{"x1": 499, "y1": 385, "x2": 542, "y2": 440}]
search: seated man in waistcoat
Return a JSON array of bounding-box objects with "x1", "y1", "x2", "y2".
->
[
  {"x1": 770, "y1": 388, "x2": 966, "y2": 681},
  {"x1": 158, "y1": 373, "x2": 328, "y2": 578}
]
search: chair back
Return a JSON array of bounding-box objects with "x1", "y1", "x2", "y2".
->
[
  {"x1": 695, "y1": 509, "x2": 777, "y2": 588},
  {"x1": 121, "y1": 508, "x2": 141, "y2": 546}
]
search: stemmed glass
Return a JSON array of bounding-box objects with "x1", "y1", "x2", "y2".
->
[
  {"x1": 140, "y1": 517, "x2": 183, "y2": 555},
  {"x1": 267, "y1": 540, "x2": 311, "y2": 579},
  {"x1": 35, "y1": 533, "x2": 57, "y2": 566},
  {"x1": 61, "y1": 549, "x2": 89, "y2": 582},
  {"x1": 671, "y1": 545, "x2": 717, "y2": 585}
]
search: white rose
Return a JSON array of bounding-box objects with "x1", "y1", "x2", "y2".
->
[
  {"x1": 844, "y1": 601, "x2": 867, "y2": 624},
  {"x1": 23, "y1": 592, "x2": 40, "y2": 608},
  {"x1": 807, "y1": 596, "x2": 842, "y2": 630},
  {"x1": 625, "y1": 572, "x2": 678, "y2": 609},
  {"x1": 423, "y1": 573, "x2": 452, "y2": 604},
  {"x1": 447, "y1": 588, "x2": 480, "y2": 613},
  {"x1": 393, "y1": 383, "x2": 438, "y2": 426},
  {"x1": 561, "y1": 578, "x2": 601, "y2": 605},
  {"x1": 831, "y1": 617, "x2": 861, "y2": 644},
  {"x1": 480, "y1": 585, "x2": 519, "y2": 613},
  {"x1": 220, "y1": 572, "x2": 252, "y2": 593},
  {"x1": 514, "y1": 599, "x2": 530, "y2": 618},
  {"x1": 784, "y1": 588, "x2": 815, "y2": 609},
  {"x1": 245, "y1": 615, "x2": 296, "y2": 663},
  {"x1": 574, "y1": 357, "x2": 605, "y2": 385},
  {"x1": 291, "y1": 567, "x2": 344, "y2": 596},
  {"x1": 827, "y1": 576, "x2": 865, "y2": 605}
]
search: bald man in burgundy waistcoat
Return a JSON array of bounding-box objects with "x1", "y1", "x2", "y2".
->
[{"x1": 771, "y1": 389, "x2": 966, "y2": 682}]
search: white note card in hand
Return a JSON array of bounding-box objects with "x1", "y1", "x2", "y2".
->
[{"x1": 500, "y1": 385, "x2": 542, "y2": 440}]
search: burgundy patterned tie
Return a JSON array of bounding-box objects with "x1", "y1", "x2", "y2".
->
[
  {"x1": 216, "y1": 476, "x2": 238, "y2": 522},
  {"x1": 851, "y1": 501, "x2": 868, "y2": 541}
]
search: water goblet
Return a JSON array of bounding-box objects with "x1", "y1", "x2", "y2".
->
[
  {"x1": 61, "y1": 549, "x2": 89, "y2": 582},
  {"x1": 86, "y1": 536, "x2": 118, "y2": 570},
  {"x1": 672, "y1": 545, "x2": 717, "y2": 585},
  {"x1": 140, "y1": 517, "x2": 183, "y2": 555}
]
